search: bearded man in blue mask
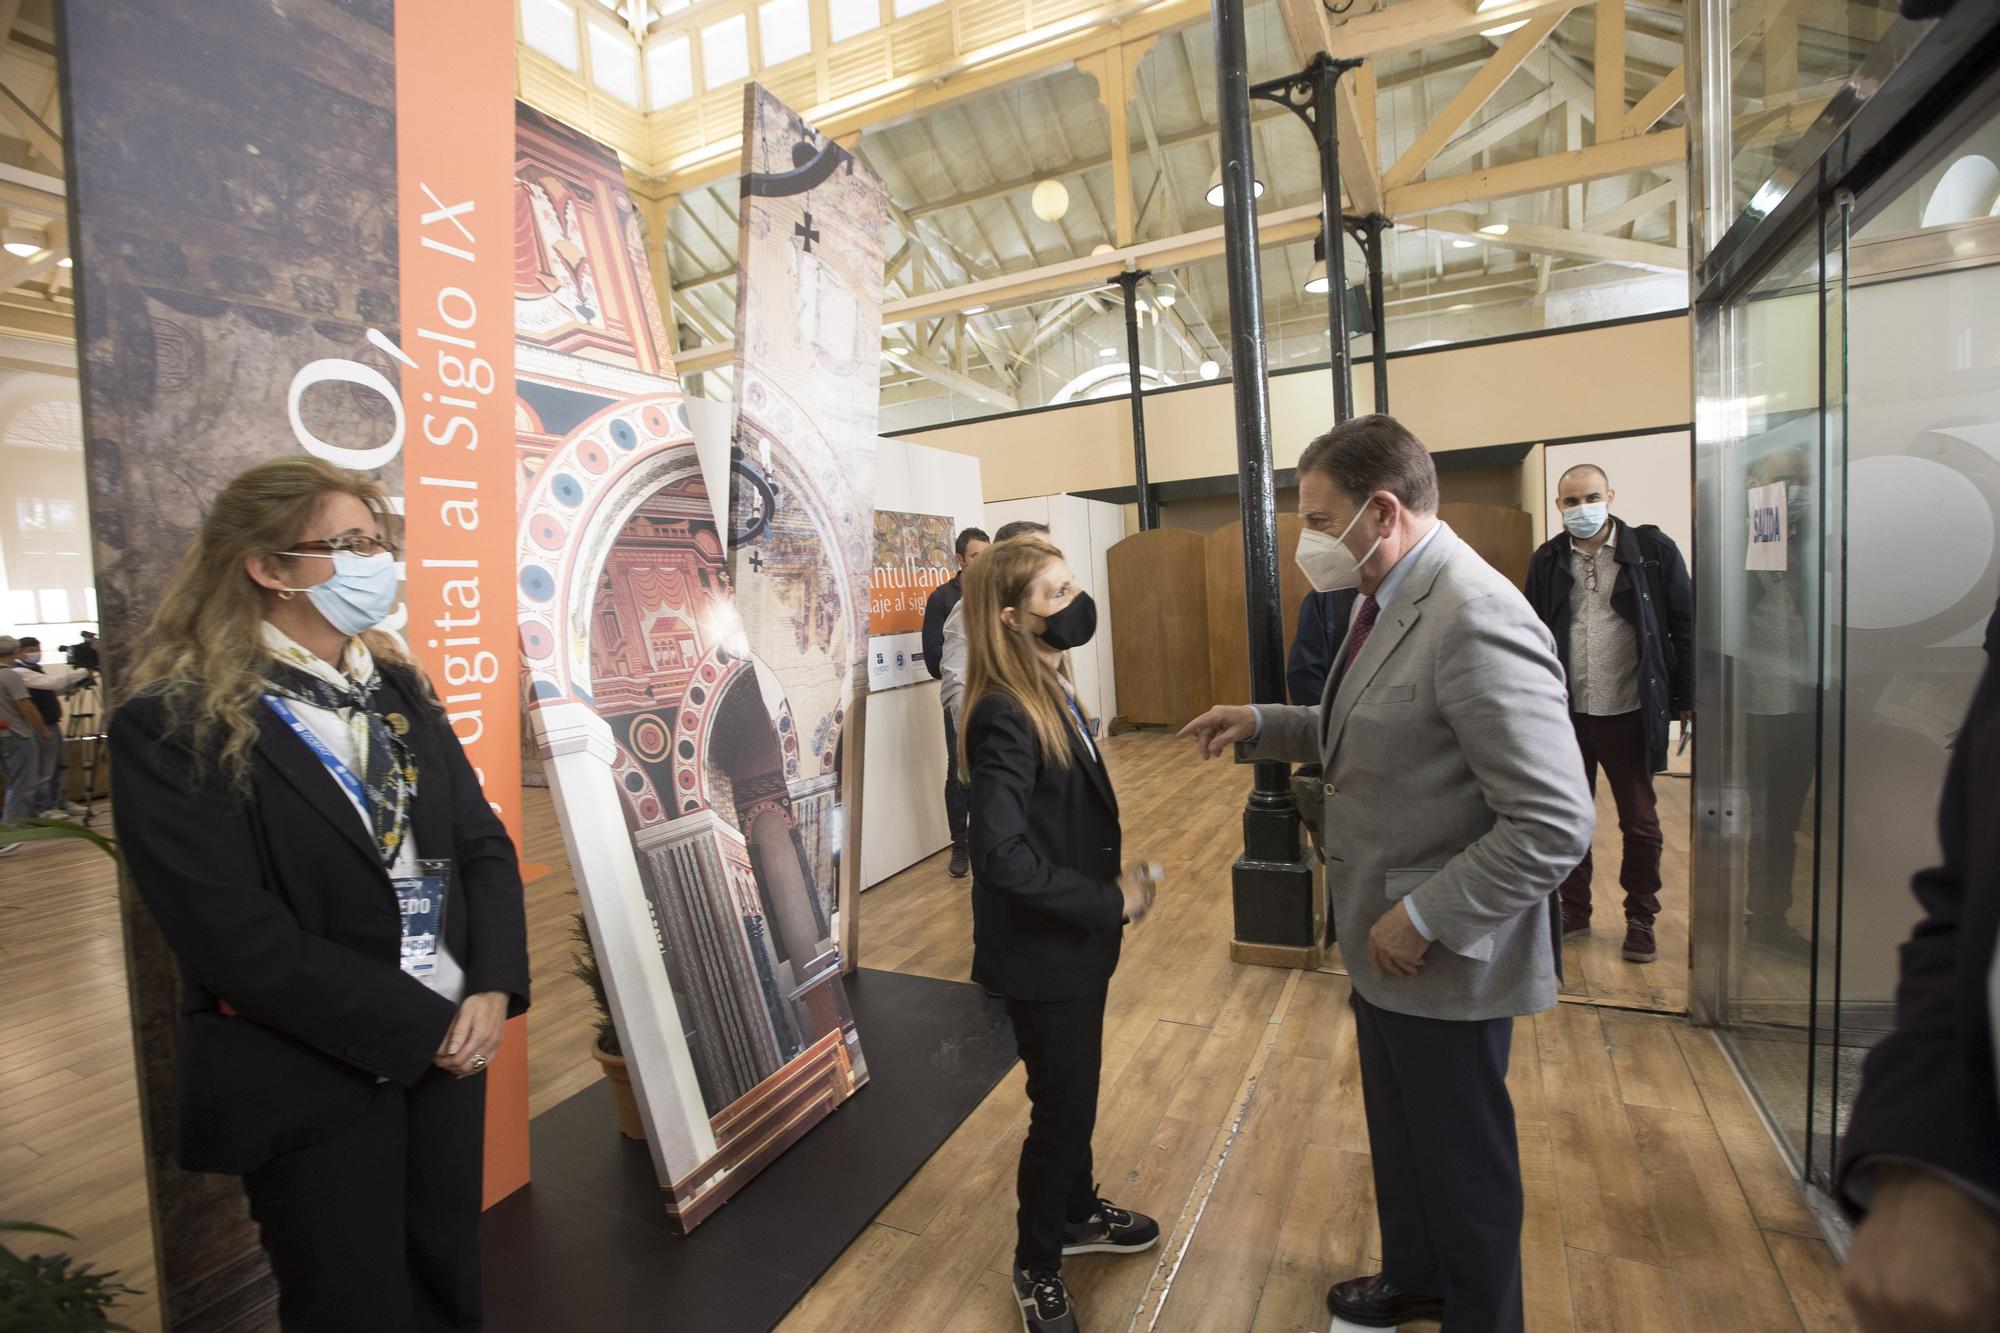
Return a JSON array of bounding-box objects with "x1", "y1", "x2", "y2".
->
[{"x1": 1525, "y1": 463, "x2": 1694, "y2": 965}]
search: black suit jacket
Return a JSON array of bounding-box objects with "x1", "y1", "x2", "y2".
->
[
  {"x1": 965, "y1": 690, "x2": 1124, "y2": 1001},
  {"x1": 110, "y1": 664, "x2": 531, "y2": 1175},
  {"x1": 1836, "y1": 602, "x2": 2000, "y2": 1212}
]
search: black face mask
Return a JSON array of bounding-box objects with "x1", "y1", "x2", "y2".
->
[{"x1": 1036, "y1": 590, "x2": 1097, "y2": 651}]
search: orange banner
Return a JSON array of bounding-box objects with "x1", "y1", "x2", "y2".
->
[{"x1": 393, "y1": 0, "x2": 527, "y2": 1207}]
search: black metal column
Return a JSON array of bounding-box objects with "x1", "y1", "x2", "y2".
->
[
  {"x1": 1311, "y1": 59, "x2": 1354, "y2": 422},
  {"x1": 1253, "y1": 54, "x2": 1363, "y2": 425},
  {"x1": 1212, "y1": 0, "x2": 1318, "y2": 959},
  {"x1": 1354, "y1": 213, "x2": 1390, "y2": 414},
  {"x1": 1115, "y1": 270, "x2": 1159, "y2": 530}
]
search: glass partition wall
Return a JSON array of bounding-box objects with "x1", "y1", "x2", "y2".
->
[{"x1": 1691, "y1": 2, "x2": 2000, "y2": 1218}]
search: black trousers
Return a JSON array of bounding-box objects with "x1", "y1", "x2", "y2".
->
[
  {"x1": 242, "y1": 1067, "x2": 487, "y2": 1332},
  {"x1": 1745, "y1": 710, "x2": 1817, "y2": 924},
  {"x1": 943, "y1": 704, "x2": 969, "y2": 851},
  {"x1": 1005, "y1": 985, "x2": 1107, "y2": 1273},
  {"x1": 1353, "y1": 991, "x2": 1523, "y2": 1333}
]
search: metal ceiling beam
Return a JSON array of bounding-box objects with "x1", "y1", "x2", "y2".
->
[{"x1": 1405, "y1": 208, "x2": 1685, "y2": 270}]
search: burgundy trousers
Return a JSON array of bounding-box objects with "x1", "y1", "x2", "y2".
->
[{"x1": 1558, "y1": 710, "x2": 1664, "y2": 927}]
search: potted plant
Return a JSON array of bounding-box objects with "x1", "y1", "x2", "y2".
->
[
  {"x1": 570, "y1": 911, "x2": 645, "y2": 1140},
  {"x1": 0, "y1": 1221, "x2": 143, "y2": 1331}
]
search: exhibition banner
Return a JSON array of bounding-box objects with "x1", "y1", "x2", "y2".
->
[
  {"x1": 868, "y1": 510, "x2": 956, "y2": 690},
  {"x1": 513, "y1": 100, "x2": 874, "y2": 1230},
  {"x1": 63, "y1": 0, "x2": 520, "y2": 1322}
]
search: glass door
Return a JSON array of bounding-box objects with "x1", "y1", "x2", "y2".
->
[{"x1": 1698, "y1": 103, "x2": 2000, "y2": 1192}]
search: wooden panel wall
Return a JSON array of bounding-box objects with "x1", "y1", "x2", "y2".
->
[
  {"x1": 1204, "y1": 514, "x2": 1310, "y2": 707},
  {"x1": 1107, "y1": 528, "x2": 1213, "y2": 727},
  {"x1": 1442, "y1": 502, "x2": 1535, "y2": 590}
]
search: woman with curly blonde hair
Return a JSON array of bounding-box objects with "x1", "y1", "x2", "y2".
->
[{"x1": 112, "y1": 455, "x2": 528, "y2": 1332}]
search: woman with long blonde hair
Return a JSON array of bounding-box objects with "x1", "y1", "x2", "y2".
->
[
  {"x1": 111, "y1": 456, "x2": 528, "y2": 1332},
  {"x1": 959, "y1": 534, "x2": 1160, "y2": 1333}
]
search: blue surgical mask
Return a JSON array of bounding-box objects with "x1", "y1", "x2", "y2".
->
[
  {"x1": 290, "y1": 549, "x2": 399, "y2": 636},
  {"x1": 21, "y1": 652, "x2": 39, "y2": 665},
  {"x1": 1562, "y1": 502, "x2": 1608, "y2": 540}
]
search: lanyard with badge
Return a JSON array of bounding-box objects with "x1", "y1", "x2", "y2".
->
[{"x1": 264, "y1": 694, "x2": 451, "y2": 981}]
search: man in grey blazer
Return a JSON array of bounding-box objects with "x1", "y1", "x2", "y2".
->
[{"x1": 1183, "y1": 415, "x2": 1594, "y2": 1332}]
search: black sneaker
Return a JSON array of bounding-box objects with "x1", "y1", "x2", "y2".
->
[
  {"x1": 1012, "y1": 1268, "x2": 1080, "y2": 1333},
  {"x1": 1062, "y1": 1197, "x2": 1160, "y2": 1256},
  {"x1": 949, "y1": 845, "x2": 970, "y2": 879}
]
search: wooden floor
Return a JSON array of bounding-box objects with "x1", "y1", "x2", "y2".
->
[{"x1": 0, "y1": 732, "x2": 1851, "y2": 1332}]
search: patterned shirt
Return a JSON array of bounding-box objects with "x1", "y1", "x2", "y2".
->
[{"x1": 1567, "y1": 524, "x2": 1641, "y2": 716}]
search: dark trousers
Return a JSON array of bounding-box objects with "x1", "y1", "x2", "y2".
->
[
  {"x1": 1558, "y1": 711, "x2": 1663, "y2": 926},
  {"x1": 1353, "y1": 991, "x2": 1523, "y2": 1333},
  {"x1": 1005, "y1": 985, "x2": 1107, "y2": 1273},
  {"x1": 242, "y1": 1067, "x2": 487, "y2": 1332},
  {"x1": 1745, "y1": 710, "x2": 1817, "y2": 924},
  {"x1": 943, "y1": 704, "x2": 968, "y2": 852}
]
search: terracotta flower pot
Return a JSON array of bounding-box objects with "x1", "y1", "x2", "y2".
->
[{"x1": 592, "y1": 1041, "x2": 646, "y2": 1141}]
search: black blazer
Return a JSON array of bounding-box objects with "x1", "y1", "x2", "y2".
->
[
  {"x1": 110, "y1": 664, "x2": 530, "y2": 1175},
  {"x1": 1525, "y1": 516, "x2": 1695, "y2": 772},
  {"x1": 1836, "y1": 603, "x2": 2000, "y2": 1212},
  {"x1": 921, "y1": 575, "x2": 963, "y2": 682},
  {"x1": 965, "y1": 690, "x2": 1124, "y2": 1001}
]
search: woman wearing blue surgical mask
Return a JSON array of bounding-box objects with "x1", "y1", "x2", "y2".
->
[{"x1": 110, "y1": 457, "x2": 529, "y2": 1333}]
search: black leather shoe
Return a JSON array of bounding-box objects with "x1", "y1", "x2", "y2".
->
[
  {"x1": 948, "y1": 845, "x2": 970, "y2": 879},
  {"x1": 1326, "y1": 1273, "x2": 1445, "y2": 1327}
]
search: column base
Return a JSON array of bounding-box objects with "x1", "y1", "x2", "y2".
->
[{"x1": 1229, "y1": 787, "x2": 1324, "y2": 967}]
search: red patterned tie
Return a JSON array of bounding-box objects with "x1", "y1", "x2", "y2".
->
[{"x1": 1342, "y1": 595, "x2": 1380, "y2": 673}]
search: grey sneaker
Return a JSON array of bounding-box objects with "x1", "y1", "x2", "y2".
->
[
  {"x1": 1062, "y1": 1197, "x2": 1160, "y2": 1256},
  {"x1": 1013, "y1": 1268, "x2": 1079, "y2": 1333}
]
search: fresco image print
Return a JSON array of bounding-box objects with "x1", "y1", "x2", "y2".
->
[{"x1": 511, "y1": 102, "x2": 869, "y2": 1222}]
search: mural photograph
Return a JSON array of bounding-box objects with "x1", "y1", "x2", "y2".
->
[{"x1": 511, "y1": 101, "x2": 869, "y2": 1226}]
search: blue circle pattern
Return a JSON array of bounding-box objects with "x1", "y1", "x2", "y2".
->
[
  {"x1": 551, "y1": 474, "x2": 583, "y2": 507},
  {"x1": 622, "y1": 771, "x2": 645, "y2": 793},
  {"x1": 520, "y1": 566, "x2": 555, "y2": 602},
  {"x1": 610, "y1": 419, "x2": 638, "y2": 450}
]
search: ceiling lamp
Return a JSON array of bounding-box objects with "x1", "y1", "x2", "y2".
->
[
  {"x1": 1098, "y1": 346, "x2": 1118, "y2": 359},
  {"x1": 962, "y1": 302, "x2": 989, "y2": 315},
  {"x1": 1451, "y1": 238, "x2": 1478, "y2": 249},
  {"x1": 1199, "y1": 359, "x2": 1220, "y2": 379},
  {"x1": 2, "y1": 228, "x2": 42, "y2": 258},
  {"x1": 1031, "y1": 179, "x2": 1069, "y2": 222},
  {"x1": 1155, "y1": 290, "x2": 1176, "y2": 308},
  {"x1": 1205, "y1": 164, "x2": 1265, "y2": 207},
  {"x1": 1090, "y1": 242, "x2": 1116, "y2": 256},
  {"x1": 1303, "y1": 258, "x2": 1329, "y2": 294},
  {"x1": 1479, "y1": 222, "x2": 1510, "y2": 236},
  {"x1": 886, "y1": 342, "x2": 911, "y2": 356},
  {"x1": 55, "y1": 256, "x2": 73, "y2": 268}
]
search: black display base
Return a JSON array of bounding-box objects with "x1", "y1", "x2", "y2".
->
[{"x1": 480, "y1": 968, "x2": 1016, "y2": 1332}]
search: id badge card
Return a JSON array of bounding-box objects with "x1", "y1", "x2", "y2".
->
[{"x1": 393, "y1": 859, "x2": 452, "y2": 980}]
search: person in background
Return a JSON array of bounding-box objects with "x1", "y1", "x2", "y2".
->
[
  {"x1": 960, "y1": 534, "x2": 1160, "y2": 1333},
  {"x1": 923, "y1": 525, "x2": 990, "y2": 878},
  {"x1": 1835, "y1": 594, "x2": 2000, "y2": 1332},
  {"x1": 111, "y1": 457, "x2": 529, "y2": 1332},
  {"x1": 939, "y1": 518, "x2": 1055, "y2": 763},
  {"x1": 1524, "y1": 464, "x2": 1693, "y2": 965},
  {"x1": 10, "y1": 636, "x2": 90, "y2": 818},
  {"x1": 1182, "y1": 416, "x2": 1593, "y2": 1333},
  {"x1": 0, "y1": 635, "x2": 52, "y2": 852},
  {"x1": 1286, "y1": 587, "x2": 1357, "y2": 856}
]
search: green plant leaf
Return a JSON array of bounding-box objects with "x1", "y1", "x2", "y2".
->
[{"x1": 0, "y1": 819, "x2": 121, "y2": 862}]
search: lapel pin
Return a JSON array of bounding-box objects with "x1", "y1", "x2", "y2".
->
[{"x1": 386, "y1": 712, "x2": 411, "y2": 735}]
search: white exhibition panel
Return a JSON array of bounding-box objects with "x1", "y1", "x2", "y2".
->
[
  {"x1": 859, "y1": 437, "x2": 985, "y2": 889},
  {"x1": 982, "y1": 493, "x2": 1124, "y2": 725},
  {"x1": 682, "y1": 395, "x2": 735, "y2": 534}
]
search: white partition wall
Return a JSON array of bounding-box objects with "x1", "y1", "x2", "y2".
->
[
  {"x1": 859, "y1": 437, "x2": 985, "y2": 888},
  {"x1": 982, "y1": 493, "x2": 1126, "y2": 725}
]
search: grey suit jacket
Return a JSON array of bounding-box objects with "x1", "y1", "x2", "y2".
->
[{"x1": 1249, "y1": 523, "x2": 1594, "y2": 1021}]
